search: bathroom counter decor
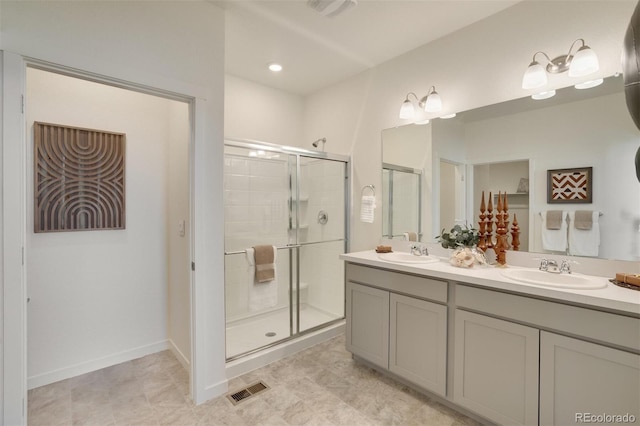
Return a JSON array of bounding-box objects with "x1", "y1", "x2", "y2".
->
[
  {"x1": 436, "y1": 224, "x2": 485, "y2": 268},
  {"x1": 341, "y1": 250, "x2": 640, "y2": 314}
]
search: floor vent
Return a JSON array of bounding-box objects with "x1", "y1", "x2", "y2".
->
[{"x1": 226, "y1": 381, "x2": 270, "y2": 405}]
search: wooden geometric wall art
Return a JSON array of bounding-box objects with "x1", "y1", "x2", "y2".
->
[
  {"x1": 34, "y1": 122, "x2": 126, "y2": 232},
  {"x1": 547, "y1": 166, "x2": 593, "y2": 204}
]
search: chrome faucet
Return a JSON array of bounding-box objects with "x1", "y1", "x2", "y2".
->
[
  {"x1": 539, "y1": 258, "x2": 549, "y2": 271},
  {"x1": 409, "y1": 243, "x2": 429, "y2": 256},
  {"x1": 539, "y1": 258, "x2": 573, "y2": 274}
]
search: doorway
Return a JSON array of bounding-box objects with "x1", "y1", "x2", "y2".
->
[
  {"x1": 439, "y1": 159, "x2": 466, "y2": 233},
  {"x1": 24, "y1": 67, "x2": 193, "y2": 391}
]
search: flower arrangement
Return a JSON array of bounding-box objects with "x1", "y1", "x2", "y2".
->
[
  {"x1": 435, "y1": 224, "x2": 480, "y2": 249},
  {"x1": 436, "y1": 224, "x2": 486, "y2": 268}
]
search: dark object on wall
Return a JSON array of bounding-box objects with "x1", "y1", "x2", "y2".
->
[
  {"x1": 547, "y1": 167, "x2": 593, "y2": 204},
  {"x1": 622, "y1": 0, "x2": 640, "y2": 181},
  {"x1": 34, "y1": 122, "x2": 126, "y2": 232}
]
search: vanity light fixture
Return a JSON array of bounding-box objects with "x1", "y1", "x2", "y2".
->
[
  {"x1": 531, "y1": 90, "x2": 556, "y2": 100},
  {"x1": 522, "y1": 38, "x2": 601, "y2": 91},
  {"x1": 574, "y1": 78, "x2": 604, "y2": 89},
  {"x1": 440, "y1": 113, "x2": 457, "y2": 119},
  {"x1": 399, "y1": 86, "x2": 443, "y2": 120}
]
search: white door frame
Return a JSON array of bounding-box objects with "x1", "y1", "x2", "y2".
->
[
  {"x1": 2, "y1": 51, "x2": 209, "y2": 424},
  {"x1": 2, "y1": 50, "x2": 28, "y2": 426}
]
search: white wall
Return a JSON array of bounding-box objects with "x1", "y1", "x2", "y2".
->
[
  {"x1": 1, "y1": 0, "x2": 226, "y2": 415},
  {"x1": 167, "y1": 101, "x2": 191, "y2": 368},
  {"x1": 25, "y1": 68, "x2": 189, "y2": 388},
  {"x1": 301, "y1": 0, "x2": 636, "y2": 252},
  {"x1": 225, "y1": 75, "x2": 304, "y2": 147}
]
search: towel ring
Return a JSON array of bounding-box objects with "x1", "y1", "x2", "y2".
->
[{"x1": 361, "y1": 185, "x2": 375, "y2": 197}]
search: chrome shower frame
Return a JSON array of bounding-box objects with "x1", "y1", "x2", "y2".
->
[{"x1": 223, "y1": 137, "x2": 351, "y2": 362}]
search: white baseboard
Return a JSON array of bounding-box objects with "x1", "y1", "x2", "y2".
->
[
  {"x1": 28, "y1": 340, "x2": 170, "y2": 389},
  {"x1": 168, "y1": 338, "x2": 190, "y2": 370},
  {"x1": 196, "y1": 379, "x2": 229, "y2": 405}
]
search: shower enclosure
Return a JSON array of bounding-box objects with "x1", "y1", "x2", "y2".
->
[
  {"x1": 223, "y1": 139, "x2": 349, "y2": 360},
  {"x1": 382, "y1": 162, "x2": 422, "y2": 240}
]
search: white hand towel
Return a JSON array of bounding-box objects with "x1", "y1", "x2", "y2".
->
[
  {"x1": 360, "y1": 195, "x2": 376, "y2": 223},
  {"x1": 568, "y1": 211, "x2": 600, "y2": 257},
  {"x1": 541, "y1": 210, "x2": 568, "y2": 252},
  {"x1": 246, "y1": 247, "x2": 278, "y2": 312}
]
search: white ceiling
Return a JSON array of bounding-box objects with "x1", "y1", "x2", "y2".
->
[{"x1": 218, "y1": 0, "x2": 521, "y2": 96}]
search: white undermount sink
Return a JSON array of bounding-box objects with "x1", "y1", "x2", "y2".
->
[
  {"x1": 500, "y1": 268, "x2": 607, "y2": 290},
  {"x1": 377, "y1": 252, "x2": 440, "y2": 264}
]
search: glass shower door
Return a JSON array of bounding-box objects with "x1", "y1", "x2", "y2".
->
[
  {"x1": 294, "y1": 156, "x2": 347, "y2": 333},
  {"x1": 223, "y1": 145, "x2": 295, "y2": 359}
]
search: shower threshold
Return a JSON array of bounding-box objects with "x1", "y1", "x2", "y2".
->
[{"x1": 225, "y1": 304, "x2": 342, "y2": 359}]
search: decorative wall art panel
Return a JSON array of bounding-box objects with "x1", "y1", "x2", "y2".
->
[
  {"x1": 547, "y1": 167, "x2": 593, "y2": 204},
  {"x1": 34, "y1": 122, "x2": 126, "y2": 232}
]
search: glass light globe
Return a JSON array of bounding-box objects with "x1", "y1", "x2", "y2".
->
[{"x1": 522, "y1": 61, "x2": 548, "y2": 89}]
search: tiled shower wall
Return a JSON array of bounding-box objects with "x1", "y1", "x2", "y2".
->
[
  {"x1": 224, "y1": 153, "x2": 291, "y2": 322},
  {"x1": 224, "y1": 154, "x2": 345, "y2": 323}
]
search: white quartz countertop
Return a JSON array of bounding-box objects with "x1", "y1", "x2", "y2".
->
[{"x1": 340, "y1": 251, "x2": 640, "y2": 316}]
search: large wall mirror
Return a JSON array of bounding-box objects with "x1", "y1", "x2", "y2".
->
[{"x1": 382, "y1": 75, "x2": 640, "y2": 261}]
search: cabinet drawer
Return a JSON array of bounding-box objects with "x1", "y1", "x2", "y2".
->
[
  {"x1": 346, "y1": 263, "x2": 447, "y2": 303},
  {"x1": 456, "y1": 285, "x2": 640, "y2": 352}
]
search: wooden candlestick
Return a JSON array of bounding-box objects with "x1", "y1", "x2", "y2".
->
[
  {"x1": 511, "y1": 213, "x2": 521, "y2": 251},
  {"x1": 495, "y1": 192, "x2": 508, "y2": 265},
  {"x1": 485, "y1": 191, "x2": 494, "y2": 249},
  {"x1": 478, "y1": 191, "x2": 487, "y2": 252},
  {"x1": 503, "y1": 192, "x2": 510, "y2": 249}
]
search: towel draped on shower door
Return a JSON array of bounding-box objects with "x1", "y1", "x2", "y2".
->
[{"x1": 246, "y1": 246, "x2": 278, "y2": 312}]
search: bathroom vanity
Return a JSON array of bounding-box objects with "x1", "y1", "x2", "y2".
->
[{"x1": 340, "y1": 251, "x2": 640, "y2": 426}]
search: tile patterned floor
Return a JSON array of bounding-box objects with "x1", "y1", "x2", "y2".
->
[{"x1": 28, "y1": 334, "x2": 481, "y2": 425}]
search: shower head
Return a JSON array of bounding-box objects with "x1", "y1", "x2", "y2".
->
[{"x1": 312, "y1": 138, "x2": 326, "y2": 148}]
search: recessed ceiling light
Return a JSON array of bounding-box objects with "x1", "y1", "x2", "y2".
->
[
  {"x1": 268, "y1": 63, "x2": 283, "y2": 72},
  {"x1": 440, "y1": 113, "x2": 457, "y2": 119},
  {"x1": 307, "y1": 0, "x2": 357, "y2": 18}
]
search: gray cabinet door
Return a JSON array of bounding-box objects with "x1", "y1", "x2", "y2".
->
[
  {"x1": 453, "y1": 309, "x2": 539, "y2": 426},
  {"x1": 540, "y1": 331, "x2": 640, "y2": 425},
  {"x1": 389, "y1": 293, "x2": 447, "y2": 396},
  {"x1": 346, "y1": 281, "x2": 389, "y2": 368}
]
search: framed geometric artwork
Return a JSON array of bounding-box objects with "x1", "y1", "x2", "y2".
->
[
  {"x1": 34, "y1": 122, "x2": 126, "y2": 232},
  {"x1": 547, "y1": 167, "x2": 593, "y2": 204}
]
